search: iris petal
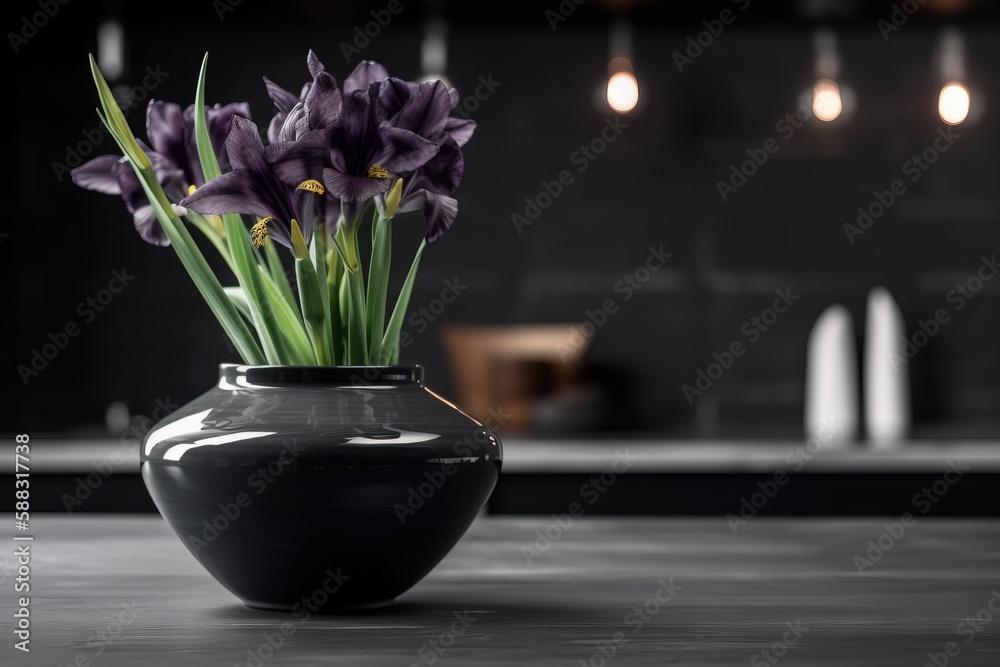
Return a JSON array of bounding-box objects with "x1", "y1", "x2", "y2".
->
[
  {"x1": 322, "y1": 167, "x2": 392, "y2": 203},
  {"x1": 376, "y1": 126, "x2": 439, "y2": 173},
  {"x1": 264, "y1": 77, "x2": 299, "y2": 115},
  {"x1": 70, "y1": 155, "x2": 123, "y2": 195},
  {"x1": 307, "y1": 49, "x2": 325, "y2": 79},
  {"x1": 133, "y1": 205, "x2": 170, "y2": 247},
  {"x1": 381, "y1": 78, "x2": 452, "y2": 139},
  {"x1": 146, "y1": 101, "x2": 186, "y2": 167},
  {"x1": 444, "y1": 117, "x2": 476, "y2": 147},
  {"x1": 344, "y1": 60, "x2": 389, "y2": 93},
  {"x1": 304, "y1": 72, "x2": 342, "y2": 131},
  {"x1": 180, "y1": 170, "x2": 276, "y2": 219}
]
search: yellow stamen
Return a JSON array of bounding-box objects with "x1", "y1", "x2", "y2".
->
[
  {"x1": 367, "y1": 165, "x2": 391, "y2": 179},
  {"x1": 187, "y1": 184, "x2": 197, "y2": 195},
  {"x1": 297, "y1": 179, "x2": 325, "y2": 195},
  {"x1": 250, "y1": 217, "x2": 272, "y2": 248}
]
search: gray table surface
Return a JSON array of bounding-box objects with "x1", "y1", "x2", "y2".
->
[{"x1": 3, "y1": 515, "x2": 1000, "y2": 666}]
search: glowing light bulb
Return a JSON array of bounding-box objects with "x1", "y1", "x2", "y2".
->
[
  {"x1": 938, "y1": 82, "x2": 970, "y2": 125},
  {"x1": 812, "y1": 79, "x2": 843, "y2": 122},
  {"x1": 606, "y1": 71, "x2": 639, "y2": 113}
]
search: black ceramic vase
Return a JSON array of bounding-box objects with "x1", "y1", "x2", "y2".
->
[{"x1": 141, "y1": 364, "x2": 502, "y2": 612}]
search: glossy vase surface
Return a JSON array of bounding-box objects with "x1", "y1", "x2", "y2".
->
[{"x1": 141, "y1": 364, "x2": 502, "y2": 612}]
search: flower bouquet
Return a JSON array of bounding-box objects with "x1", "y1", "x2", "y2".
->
[
  {"x1": 73, "y1": 51, "x2": 474, "y2": 367},
  {"x1": 73, "y1": 52, "x2": 499, "y2": 612}
]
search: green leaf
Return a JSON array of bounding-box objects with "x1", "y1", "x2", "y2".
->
[
  {"x1": 326, "y1": 248, "x2": 344, "y2": 365},
  {"x1": 130, "y1": 157, "x2": 265, "y2": 363},
  {"x1": 296, "y1": 256, "x2": 332, "y2": 365},
  {"x1": 186, "y1": 210, "x2": 236, "y2": 275},
  {"x1": 90, "y1": 55, "x2": 266, "y2": 364},
  {"x1": 337, "y1": 265, "x2": 350, "y2": 363},
  {"x1": 193, "y1": 53, "x2": 222, "y2": 182},
  {"x1": 366, "y1": 212, "x2": 391, "y2": 364},
  {"x1": 263, "y1": 237, "x2": 300, "y2": 325},
  {"x1": 89, "y1": 55, "x2": 149, "y2": 170},
  {"x1": 90, "y1": 80, "x2": 266, "y2": 365},
  {"x1": 224, "y1": 287, "x2": 252, "y2": 321},
  {"x1": 220, "y1": 215, "x2": 285, "y2": 364},
  {"x1": 310, "y1": 230, "x2": 335, "y2": 365},
  {"x1": 193, "y1": 53, "x2": 286, "y2": 364},
  {"x1": 346, "y1": 267, "x2": 368, "y2": 364},
  {"x1": 258, "y1": 266, "x2": 316, "y2": 364},
  {"x1": 380, "y1": 239, "x2": 426, "y2": 365},
  {"x1": 333, "y1": 223, "x2": 367, "y2": 364}
]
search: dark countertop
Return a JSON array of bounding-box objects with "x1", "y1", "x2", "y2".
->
[
  {"x1": 7, "y1": 515, "x2": 1000, "y2": 665},
  {"x1": 10, "y1": 437, "x2": 1000, "y2": 473}
]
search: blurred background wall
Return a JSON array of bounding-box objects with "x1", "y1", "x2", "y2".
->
[{"x1": 6, "y1": 0, "x2": 1000, "y2": 438}]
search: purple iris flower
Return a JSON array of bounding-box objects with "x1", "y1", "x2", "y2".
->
[
  {"x1": 147, "y1": 100, "x2": 250, "y2": 186},
  {"x1": 71, "y1": 143, "x2": 185, "y2": 246},
  {"x1": 264, "y1": 50, "x2": 344, "y2": 142},
  {"x1": 274, "y1": 83, "x2": 439, "y2": 230},
  {"x1": 180, "y1": 116, "x2": 325, "y2": 249},
  {"x1": 71, "y1": 99, "x2": 249, "y2": 245},
  {"x1": 377, "y1": 78, "x2": 476, "y2": 243}
]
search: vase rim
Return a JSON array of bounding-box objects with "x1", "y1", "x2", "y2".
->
[{"x1": 218, "y1": 364, "x2": 424, "y2": 387}]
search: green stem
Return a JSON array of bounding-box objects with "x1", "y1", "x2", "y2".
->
[
  {"x1": 347, "y1": 267, "x2": 368, "y2": 364},
  {"x1": 263, "y1": 237, "x2": 300, "y2": 325},
  {"x1": 326, "y1": 248, "x2": 343, "y2": 365},
  {"x1": 296, "y1": 256, "x2": 331, "y2": 365},
  {"x1": 311, "y1": 229, "x2": 335, "y2": 365},
  {"x1": 185, "y1": 211, "x2": 236, "y2": 275},
  {"x1": 380, "y1": 239, "x2": 426, "y2": 365},
  {"x1": 192, "y1": 53, "x2": 285, "y2": 364},
  {"x1": 366, "y1": 212, "x2": 391, "y2": 364}
]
